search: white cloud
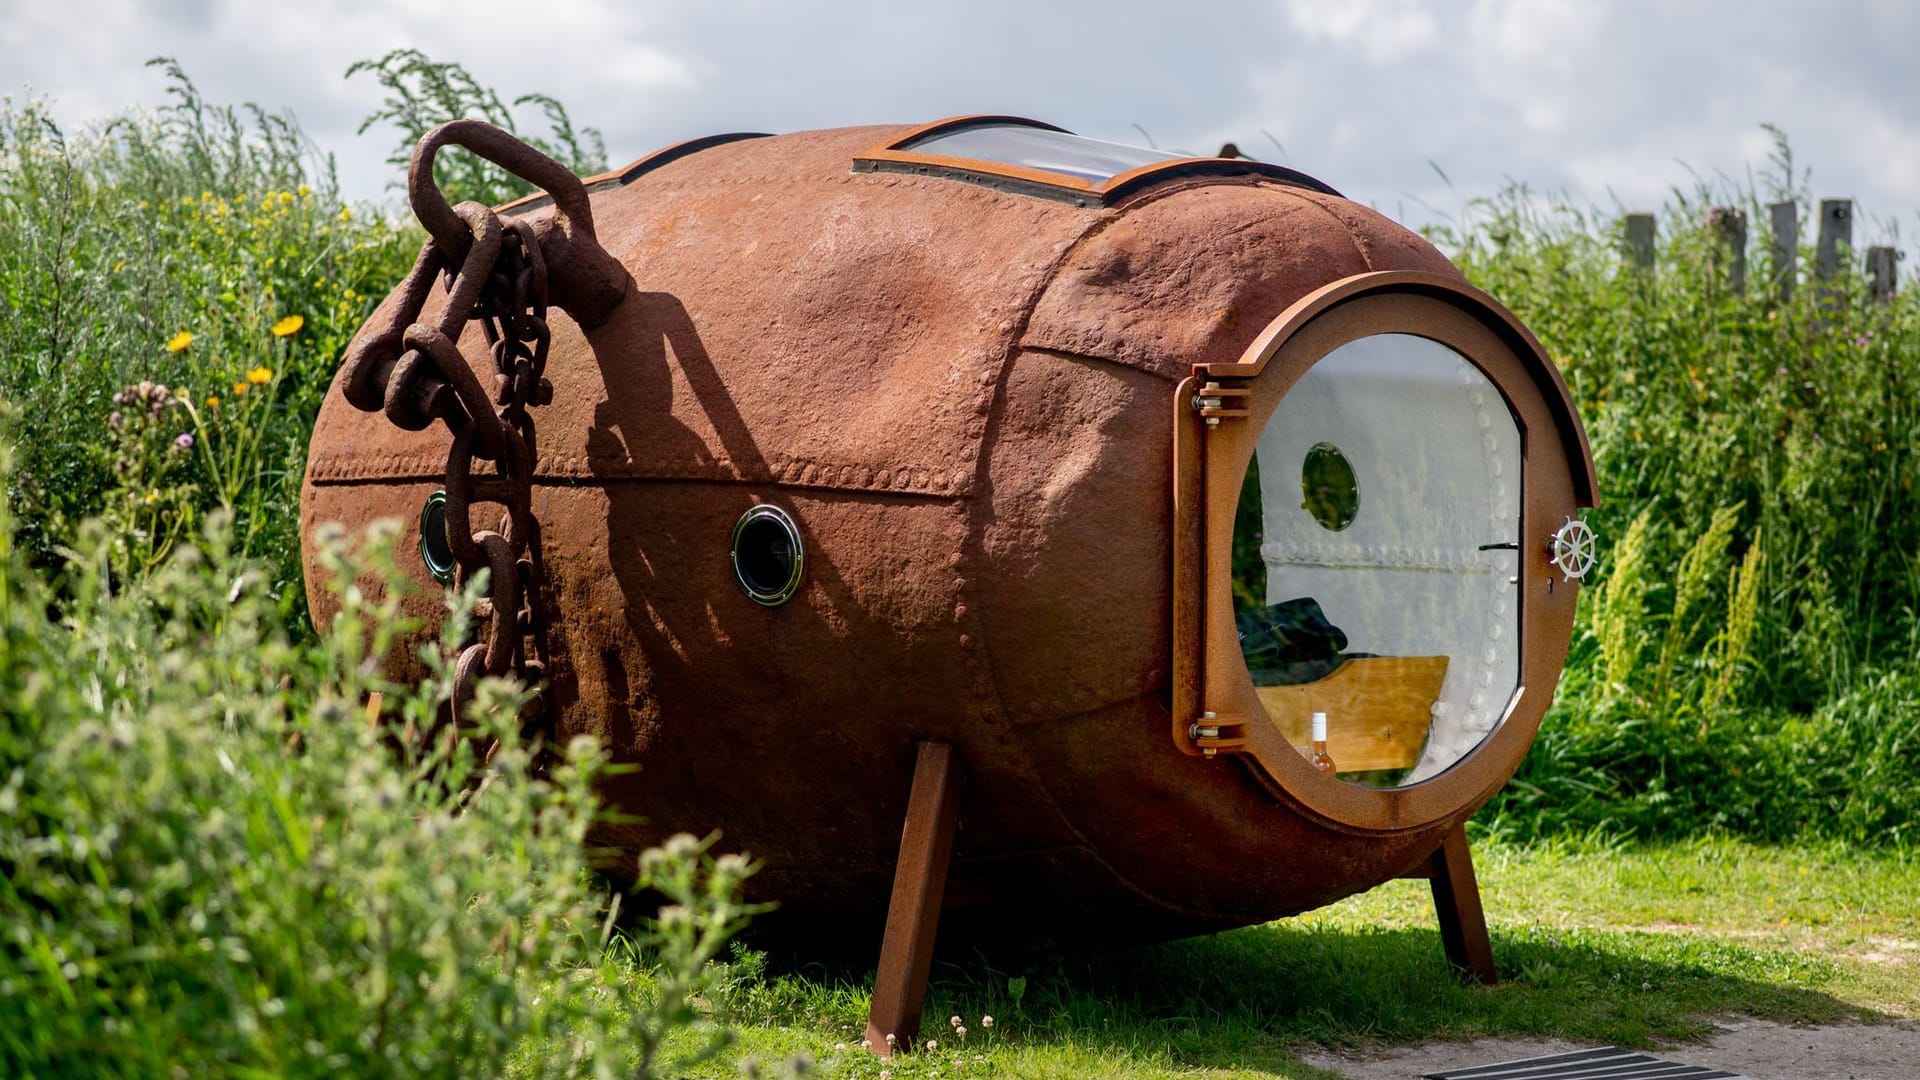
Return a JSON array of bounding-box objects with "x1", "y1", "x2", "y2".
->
[{"x1": 7, "y1": 0, "x2": 1919, "y2": 252}]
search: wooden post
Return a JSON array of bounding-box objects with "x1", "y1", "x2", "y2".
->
[
  {"x1": 1868, "y1": 246, "x2": 1898, "y2": 303},
  {"x1": 865, "y1": 742, "x2": 965, "y2": 1057},
  {"x1": 1816, "y1": 198, "x2": 1852, "y2": 281},
  {"x1": 1769, "y1": 200, "x2": 1798, "y2": 301},
  {"x1": 1624, "y1": 213, "x2": 1656, "y2": 273},
  {"x1": 1816, "y1": 199, "x2": 1852, "y2": 316},
  {"x1": 1709, "y1": 206, "x2": 1747, "y2": 294},
  {"x1": 1424, "y1": 825, "x2": 1498, "y2": 984}
]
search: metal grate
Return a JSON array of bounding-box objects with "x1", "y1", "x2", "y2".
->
[{"x1": 1424, "y1": 1046, "x2": 1746, "y2": 1080}]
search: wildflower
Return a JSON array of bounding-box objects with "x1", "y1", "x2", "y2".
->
[
  {"x1": 173, "y1": 433, "x2": 194, "y2": 451},
  {"x1": 955, "y1": 1025, "x2": 967, "y2": 1039},
  {"x1": 278, "y1": 191, "x2": 294, "y2": 206},
  {"x1": 981, "y1": 1015, "x2": 993, "y2": 1029},
  {"x1": 297, "y1": 184, "x2": 310, "y2": 197},
  {"x1": 950, "y1": 1016, "x2": 961, "y2": 1029},
  {"x1": 339, "y1": 206, "x2": 351, "y2": 223},
  {"x1": 925, "y1": 1039, "x2": 937, "y2": 1052},
  {"x1": 144, "y1": 490, "x2": 160, "y2": 505},
  {"x1": 884, "y1": 1033, "x2": 896, "y2": 1048},
  {"x1": 206, "y1": 395, "x2": 220, "y2": 408},
  {"x1": 247, "y1": 366, "x2": 273, "y2": 385},
  {"x1": 112, "y1": 391, "x2": 125, "y2": 405},
  {"x1": 107, "y1": 411, "x2": 123, "y2": 431},
  {"x1": 271, "y1": 314, "x2": 304, "y2": 338},
  {"x1": 166, "y1": 331, "x2": 193, "y2": 353}
]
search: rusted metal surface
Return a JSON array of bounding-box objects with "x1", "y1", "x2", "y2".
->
[{"x1": 303, "y1": 119, "x2": 1596, "y2": 939}]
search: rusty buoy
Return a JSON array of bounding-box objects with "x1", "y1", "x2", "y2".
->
[{"x1": 303, "y1": 116, "x2": 1597, "y2": 1049}]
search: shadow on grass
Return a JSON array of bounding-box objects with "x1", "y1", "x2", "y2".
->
[{"x1": 733, "y1": 921, "x2": 1883, "y2": 1074}]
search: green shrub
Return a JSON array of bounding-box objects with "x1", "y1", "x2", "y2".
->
[
  {"x1": 347, "y1": 48, "x2": 609, "y2": 208},
  {"x1": 0, "y1": 450, "x2": 757, "y2": 1077},
  {"x1": 0, "y1": 60, "x2": 418, "y2": 611},
  {"x1": 1452, "y1": 142, "x2": 1920, "y2": 843}
]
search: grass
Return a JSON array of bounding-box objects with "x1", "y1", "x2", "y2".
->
[{"x1": 686, "y1": 834, "x2": 1917, "y2": 1078}]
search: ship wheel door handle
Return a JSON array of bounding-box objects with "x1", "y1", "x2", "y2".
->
[{"x1": 1548, "y1": 517, "x2": 1597, "y2": 582}]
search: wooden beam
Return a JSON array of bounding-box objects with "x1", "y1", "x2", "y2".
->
[
  {"x1": 1710, "y1": 206, "x2": 1747, "y2": 294},
  {"x1": 1816, "y1": 198, "x2": 1852, "y2": 282},
  {"x1": 865, "y1": 742, "x2": 965, "y2": 1057},
  {"x1": 1769, "y1": 201, "x2": 1798, "y2": 301},
  {"x1": 1869, "y1": 246, "x2": 1898, "y2": 303},
  {"x1": 1624, "y1": 213, "x2": 1656, "y2": 273},
  {"x1": 1426, "y1": 825, "x2": 1498, "y2": 984}
]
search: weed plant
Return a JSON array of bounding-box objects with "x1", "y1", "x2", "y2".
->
[
  {"x1": 1447, "y1": 135, "x2": 1920, "y2": 843},
  {"x1": 0, "y1": 60, "x2": 416, "y2": 608},
  {"x1": 348, "y1": 48, "x2": 608, "y2": 208},
  {"x1": 0, "y1": 430, "x2": 759, "y2": 1076}
]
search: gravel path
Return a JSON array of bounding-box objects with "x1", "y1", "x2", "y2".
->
[{"x1": 1296, "y1": 1017, "x2": 1920, "y2": 1079}]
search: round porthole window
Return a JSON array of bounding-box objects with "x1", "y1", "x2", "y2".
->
[
  {"x1": 732, "y1": 504, "x2": 805, "y2": 606},
  {"x1": 1301, "y1": 442, "x2": 1359, "y2": 531},
  {"x1": 419, "y1": 490, "x2": 458, "y2": 586}
]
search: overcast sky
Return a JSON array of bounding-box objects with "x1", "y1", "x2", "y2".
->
[{"x1": 7, "y1": 0, "x2": 1919, "y2": 255}]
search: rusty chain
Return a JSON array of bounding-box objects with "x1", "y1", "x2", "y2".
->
[{"x1": 341, "y1": 120, "x2": 626, "y2": 757}]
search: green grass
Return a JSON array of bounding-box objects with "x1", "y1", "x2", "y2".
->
[{"x1": 684, "y1": 835, "x2": 1917, "y2": 1078}]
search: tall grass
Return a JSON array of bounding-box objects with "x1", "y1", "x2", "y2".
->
[
  {"x1": 1448, "y1": 140, "x2": 1920, "y2": 843},
  {"x1": 0, "y1": 431, "x2": 761, "y2": 1076},
  {"x1": 0, "y1": 59, "x2": 416, "y2": 608}
]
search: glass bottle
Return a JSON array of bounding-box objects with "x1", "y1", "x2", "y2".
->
[{"x1": 1308, "y1": 711, "x2": 1336, "y2": 775}]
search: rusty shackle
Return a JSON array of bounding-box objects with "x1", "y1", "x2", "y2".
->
[{"x1": 408, "y1": 119, "x2": 627, "y2": 328}]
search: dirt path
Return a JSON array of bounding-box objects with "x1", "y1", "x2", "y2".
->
[{"x1": 1297, "y1": 1017, "x2": 1920, "y2": 1079}]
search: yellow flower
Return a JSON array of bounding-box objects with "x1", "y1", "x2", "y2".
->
[
  {"x1": 278, "y1": 191, "x2": 294, "y2": 206},
  {"x1": 270, "y1": 314, "x2": 304, "y2": 338},
  {"x1": 206, "y1": 395, "x2": 221, "y2": 408},
  {"x1": 144, "y1": 490, "x2": 160, "y2": 505},
  {"x1": 247, "y1": 366, "x2": 273, "y2": 385},
  {"x1": 297, "y1": 184, "x2": 311, "y2": 198},
  {"x1": 233, "y1": 382, "x2": 249, "y2": 396},
  {"x1": 166, "y1": 331, "x2": 193, "y2": 353},
  {"x1": 338, "y1": 207, "x2": 351, "y2": 223}
]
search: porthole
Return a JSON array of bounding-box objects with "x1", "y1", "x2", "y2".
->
[
  {"x1": 419, "y1": 490, "x2": 458, "y2": 586},
  {"x1": 732, "y1": 504, "x2": 805, "y2": 606},
  {"x1": 1300, "y1": 442, "x2": 1359, "y2": 531}
]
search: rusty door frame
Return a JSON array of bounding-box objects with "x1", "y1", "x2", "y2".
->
[{"x1": 1172, "y1": 271, "x2": 1596, "y2": 834}]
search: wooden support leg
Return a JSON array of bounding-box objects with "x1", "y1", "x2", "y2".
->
[
  {"x1": 865, "y1": 742, "x2": 964, "y2": 1057},
  {"x1": 1425, "y1": 824, "x2": 1497, "y2": 984}
]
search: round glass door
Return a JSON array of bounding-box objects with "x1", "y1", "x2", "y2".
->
[{"x1": 1230, "y1": 333, "x2": 1521, "y2": 787}]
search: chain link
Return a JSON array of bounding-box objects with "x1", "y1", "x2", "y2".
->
[
  {"x1": 342, "y1": 204, "x2": 552, "y2": 754},
  {"x1": 340, "y1": 120, "x2": 628, "y2": 761}
]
